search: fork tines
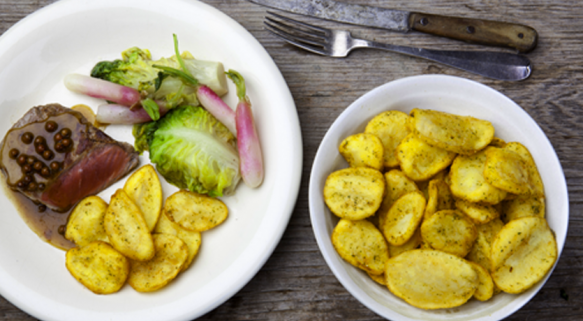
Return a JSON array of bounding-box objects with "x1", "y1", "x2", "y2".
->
[{"x1": 264, "y1": 11, "x2": 329, "y2": 55}]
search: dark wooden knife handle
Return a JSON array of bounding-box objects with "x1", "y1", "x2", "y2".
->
[{"x1": 409, "y1": 12, "x2": 538, "y2": 53}]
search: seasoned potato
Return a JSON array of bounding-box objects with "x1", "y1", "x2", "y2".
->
[
  {"x1": 421, "y1": 210, "x2": 477, "y2": 257},
  {"x1": 164, "y1": 190, "x2": 228, "y2": 232},
  {"x1": 455, "y1": 199, "x2": 500, "y2": 225},
  {"x1": 368, "y1": 272, "x2": 387, "y2": 286},
  {"x1": 424, "y1": 178, "x2": 454, "y2": 221},
  {"x1": 65, "y1": 196, "x2": 109, "y2": 247},
  {"x1": 377, "y1": 169, "x2": 419, "y2": 224},
  {"x1": 379, "y1": 191, "x2": 426, "y2": 246},
  {"x1": 466, "y1": 218, "x2": 505, "y2": 271},
  {"x1": 501, "y1": 196, "x2": 545, "y2": 223},
  {"x1": 66, "y1": 241, "x2": 129, "y2": 294},
  {"x1": 468, "y1": 261, "x2": 494, "y2": 301},
  {"x1": 449, "y1": 151, "x2": 507, "y2": 204},
  {"x1": 504, "y1": 142, "x2": 544, "y2": 197},
  {"x1": 104, "y1": 189, "x2": 155, "y2": 261},
  {"x1": 364, "y1": 110, "x2": 410, "y2": 168},
  {"x1": 124, "y1": 164, "x2": 163, "y2": 232},
  {"x1": 489, "y1": 137, "x2": 506, "y2": 148},
  {"x1": 491, "y1": 216, "x2": 557, "y2": 294},
  {"x1": 388, "y1": 227, "x2": 422, "y2": 257},
  {"x1": 338, "y1": 133, "x2": 384, "y2": 170},
  {"x1": 385, "y1": 249, "x2": 478, "y2": 309},
  {"x1": 128, "y1": 234, "x2": 189, "y2": 292},
  {"x1": 396, "y1": 134, "x2": 457, "y2": 181},
  {"x1": 409, "y1": 108, "x2": 494, "y2": 155},
  {"x1": 484, "y1": 146, "x2": 532, "y2": 195},
  {"x1": 332, "y1": 219, "x2": 389, "y2": 275},
  {"x1": 155, "y1": 212, "x2": 202, "y2": 271},
  {"x1": 324, "y1": 167, "x2": 385, "y2": 220}
]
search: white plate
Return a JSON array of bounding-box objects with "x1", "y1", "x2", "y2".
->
[
  {"x1": 309, "y1": 75, "x2": 568, "y2": 321},
  {"x1": 0, "y1": 0, "x2": 302, "y2": 320}
]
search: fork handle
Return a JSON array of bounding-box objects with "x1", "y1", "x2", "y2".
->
[
  {"x1": 355, "y1": 39, "x2": 531, "y2": 81},
  {"x1": 409, "y1": 12, "x2": 538, "y2": 53}
]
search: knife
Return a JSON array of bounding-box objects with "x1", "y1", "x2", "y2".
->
[{"x1": 247, "y1": 0, "x2": 538, "y2": 53}]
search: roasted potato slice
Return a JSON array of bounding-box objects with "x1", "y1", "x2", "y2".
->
[
  {"x1": 324, "y1": 167, "x2": 385, "y2": 220},
  {"x1": 484, "y1": 146, "x2": 532, "y2": 195},
  {"x1": 504, "y1": 142, "x2": 544, "y2": 197},
  {"x1": 104, "y1": 189, "x2": 154, "y2": 261},
  {"x1": 379, "y1": 191, "x2": 426, "y2": 246},
  {"x1": 449, "y1": 151, "x2": 507, "y2": 204},
  {"x1": 466, "y1": 218, "x2": 505, "y2": 271},
  {"x1": 501, "y1": 196, "x2": 545, "y2": 223},
  {"x1": 332, "y1": 219, "x2": 389, "y2": 275},
  {"x1": 424, "y1": 178, "x2": 454, "y2": 221},
  {"x1": 388, "y1": 227, "x2": 422, "y2": 257},
  {"x1": 377, "y1": 169, "x2": 419, "y2": 225},
  {"x1": 491, "y1": 216, "x2": 557, "y2": 294},
  {"x1": 396, "y1": 134, "x2": 456, "y2": 181},
  {"x1": 455, "y1": 199, "x2": 500, "y2": 225},
  {"x1": 339, "y1": 133, "x2": 384, "y2": 171},
  {"x1": 128, "y1": 233, "x2": 189, "y2": 292},
  {"x1": 489, "y1": 137, "x2": 506, "y2": 148},
  {"x1": 155, "y1": 212, "x2": 202, "y2": 271},
  {"x1": 124, "y1": 164, "x2": 163, "y2": 231},
  {"x1": 420, "y1": 210, "x2": 477, "y2": 257},
  {"x1": 364, "y1": 110, "x2": 410, "y2": 168},
  {"x1": 385, "y1": 249, "x2": 478, "y2": 310},
  {"x1": 368, "y1": 272, "x2": 387, "y2": 286},
  {"x1": 409, "y1": 108, "x2": 494, "y2": 155},
  {"x1": 164, "y1": 190, "x2": 228, "y2": 232},
  {"x1": 65, "y1": 196, "x2": 109, "y2": 247},
  {"x1": 66, "y1": 241, "x2": 129, "y2": 294},
  {"x1": 468, "y1": 261, "x2": 494, "y2": 301}
]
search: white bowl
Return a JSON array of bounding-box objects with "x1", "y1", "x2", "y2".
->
[{"x1": 308, "y1": 75, "x2": 568, "y2": 321}]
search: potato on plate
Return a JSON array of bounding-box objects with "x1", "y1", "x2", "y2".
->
[
  {"x1": 503, "y1": 142, "x2": 545, "y2": 197},
  {"x1": 409, "y1": 108, "x2": 494, "y2": 155},
  {"x1": 123, "y1": 164, "x2": 163, "y2": 232},
  {"x1": 455, "y1": 199, "x2": 500, "y2": 225},
  {"x1": 501, "y1": 196, "x2": 545, "y2": 223},
  {"x1": 164, "y1": 190, "x2": 228, "y2": 232},
  {"x1": 364, "y1": 110, "x2": 410, "y2": 168},
  {"x1": 449, "y1": 150, "x2": 507, "y2": 204},
  {"x1": 466, "y1": 218, "x2": 505, "y2": 271},
  {"x1": 324, "y1": 167, "x2": 385, "y2": 220},
  {"x1": 338, "y1": 133, "x2": 384, "y2": 171},
  {"x1": 420, "y1": 210, "x2": 477, "y2": 257},
  {"x1": 387, "y1": 227, "x2": 422, "y2": 258},
  {"x1": 468, "y1": 261, "x2": 494, "y2": 301},
  {"x1": 66, "y1": 241, "x2": 129, "y2": 294},
  {"x1": 332, "y1": 219, "x2": 389, "y2": 275},
  {"x1": 65, "y1": 196, "x2": 109, "y2": 247},
  {"x1": 489, "y1": 137, "x2": 506, "y2": 148},
  {"x1": 155, "y1": 212, "x2": 202, "y2": 271},
  {"x1": 104, "y1": 189, "x2": 155, "y2": 261},
  {"x1": 385, "y1": 249, "x2": 478, "y2": 310},
  {"x1": 424, "y1": 178, "x2": 454, "y2": 221},
  {"x1": 379, "y1": 191, "x2": 426, "y2": 246},
  {"x1": 484, "y1": 146, "x2": 533, "y2": 195},
  {"x1": 491, "y1": 216, "x2": 557, "y2": 294},
  {"x1": 396, "y1": 134, "x2": 456, "y2": 181},
  {"x1": 368, "y1": 272, "x2": 387, "y2": 286},
  {"x1": 128, "y1": 233, "x2": 189, "y2": 292},
  {"x1": 377, "y1": 169, "x2": 419, "y2": 222}
]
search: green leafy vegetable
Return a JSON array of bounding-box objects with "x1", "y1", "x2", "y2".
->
[
  {"x1": 139, "y1": 105, "x2": 240, "y2": 197},
  {"x1": 141, "y1": 98, "x2": 161, "y2": 121}
]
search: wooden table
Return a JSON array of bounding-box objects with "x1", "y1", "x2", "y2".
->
[{"x1": 0, "y1": 0, "x2": 581, "y2": 320}]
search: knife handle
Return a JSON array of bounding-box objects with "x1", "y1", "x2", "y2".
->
[{"x1": 409, "y1": 12, "x2": 537, "y2": 53}]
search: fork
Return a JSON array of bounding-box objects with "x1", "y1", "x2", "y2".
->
[{"x1": 264, "y1": 12, "x2": 531, "y2": 81}]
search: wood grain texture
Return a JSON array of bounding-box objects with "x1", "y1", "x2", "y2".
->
[{"x1": 0, "y1": 0, "x2": 582, "y2": 320}]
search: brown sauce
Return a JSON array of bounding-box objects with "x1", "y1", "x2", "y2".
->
[{"x1": 1, "y1": 179, "x2": 74, "y2": 250}]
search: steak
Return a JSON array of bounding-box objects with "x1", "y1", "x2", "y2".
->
[{"x1": 0, "y1": 103, "x2": 139, "y2": 212}]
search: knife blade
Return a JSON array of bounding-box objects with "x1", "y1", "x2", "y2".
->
[{"x1": 248, "y1": 0, "x2": 538, "y2": 53}]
